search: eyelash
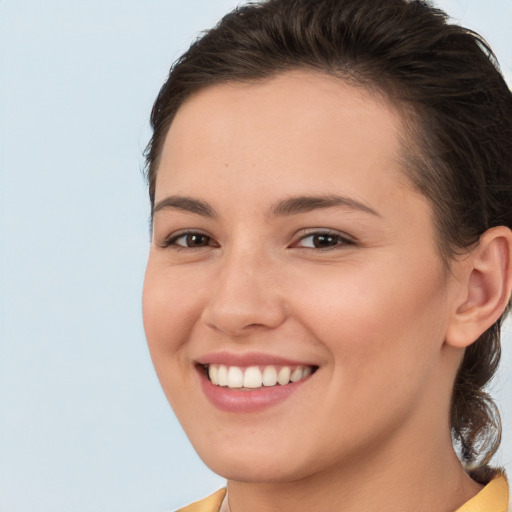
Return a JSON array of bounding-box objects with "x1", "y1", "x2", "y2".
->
[
  {"x1": 161, "y1": 231, "x2": 218, "y2": 250},
  {"x1": 160, "y1": 229, "x2": 355, "y2": 252},
  {"x1": 292, "y1": 230, "x2": 355, "y2": 250}
]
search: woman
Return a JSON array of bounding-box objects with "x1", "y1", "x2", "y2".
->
[{"x1": 142, "y1": 0, "x2": 512, "y2": 510}]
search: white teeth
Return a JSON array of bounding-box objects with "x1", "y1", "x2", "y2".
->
[
  {"x1": 262, "y1": 366, "x2": 277, "y2": 386},
  {"x1": 243, "y1": 366, "x2": 263, "y2": 388},
  {"x1": 218, "y1": 365, "x2": 228, "y2": 386},
  {"x1": 227, "y1": 366, "x2": 244, "y2": 388},
  {"x1": 277, "y1": 366, "x2": 291, "y2": 385},
  {"x1": 206, "y1": 363, "x2": 314, "y2": 389},
  {"x1": 290, "y1": 366, "x2": 303, "y2": 382},
  {"x1": 208, "y1": 364, "x2": 219, "y2": 385}
]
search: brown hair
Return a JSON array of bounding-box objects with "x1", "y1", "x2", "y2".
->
[{"x1": 145, "y1": 0, "x2": 512, "y2": 476}]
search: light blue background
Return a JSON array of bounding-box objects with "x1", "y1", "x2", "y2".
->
[{"x1": 0, "y1": 1, "x2": 511, "y2": 511}]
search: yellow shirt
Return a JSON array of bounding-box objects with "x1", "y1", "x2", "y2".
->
[{"x1": 176, "y1": 476, "x2": 509, "y2": 512}]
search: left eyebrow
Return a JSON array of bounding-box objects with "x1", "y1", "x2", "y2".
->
[
  {"x1": 152, "y1": 195, "x2": 218, "y2": 218},
  {"x1": 269, "y1": 194, "x2": 381, "y2": 217}
]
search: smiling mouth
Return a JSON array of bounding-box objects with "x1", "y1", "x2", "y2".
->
[{"x1": 200, "y1": 364, "x2": 318, "y2": 390}]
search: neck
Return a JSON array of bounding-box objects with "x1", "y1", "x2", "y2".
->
[{"x1": 226, "y1": 425, "x2": 482, "y2": 512}]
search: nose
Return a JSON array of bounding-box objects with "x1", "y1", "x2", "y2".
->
[{"x1": 200, "y1": 248, "x2": 287, "y2": 337}]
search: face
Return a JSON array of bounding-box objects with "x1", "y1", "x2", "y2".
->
[{"x1": 143, "y1": 72, "x2": 462, "y2": 483}]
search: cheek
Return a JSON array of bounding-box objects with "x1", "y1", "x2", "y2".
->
[
  {"x1": 286, "y1": 258, "x2": 451, "y2": 449},
  {"x1": 291, "y1": 256, "x2": 449, "y2": 374},
  {"x1": 142, "y1": 260, "x2": 202, "y2": 366},
  {"x1": 142, "y1": 260, "x2": 211, "y2": 420}
]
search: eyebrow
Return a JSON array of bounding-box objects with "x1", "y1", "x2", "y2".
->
[
  {"x1": 153, "y1": 196, "x2": 218, "y2": 218},
  {"x1": 152, "y1": 193, "x2": 380, "y2": 219},
  {"x1": 269, "y1": 194, "x2": 380, "y2": 217}
]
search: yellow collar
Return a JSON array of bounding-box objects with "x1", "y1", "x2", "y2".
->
[
  {"x1": 455, "y1": 475, "x2": 509, "y2": 512},
  {"x1": 176, "y1": 488, "x2": 226, "y2": 512},
  {"x1": 177, "y1": 476, "x2": 509, "y2": 512}
]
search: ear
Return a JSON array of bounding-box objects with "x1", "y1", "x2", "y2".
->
[{"x1": 445, "y1": 226, "x2": 512, "y2": 349}]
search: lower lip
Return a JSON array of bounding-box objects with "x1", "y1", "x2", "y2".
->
[{"x1": 198, "y1": 369, "x2": 310, "y2": 413}]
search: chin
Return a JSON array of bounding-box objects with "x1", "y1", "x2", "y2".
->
[
  {"x1": 208, "y1": 460, "x2": 303, "y2": 484},
  {"x1": 195, "y1": 441, "x2": 318, "y2": 484}
]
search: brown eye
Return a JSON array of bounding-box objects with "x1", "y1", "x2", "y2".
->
[
  {"x1": 164, "y1": 231, "x2": 217, "y2": 249},
  {"x1": 183, "y1": 233, "x2": 210, "y2": 247},
  {"x1": 310, "y1": 234, "x2": 339, "y2": 248},
  {"x1": 294, "y1": 231, "x2": 354, "y2": 250}
]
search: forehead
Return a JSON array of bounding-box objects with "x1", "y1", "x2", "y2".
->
[{"x1": 156, "y1": 71, "x2": 415, "y2": 211}]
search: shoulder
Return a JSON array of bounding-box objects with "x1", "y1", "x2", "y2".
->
[{"x1": 176, "y1": 489, "x2": 227, "y2": 512}]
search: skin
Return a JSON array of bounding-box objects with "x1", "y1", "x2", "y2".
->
[{"x1": 142, "y1": 71, "x2": 486, "y2": 512}]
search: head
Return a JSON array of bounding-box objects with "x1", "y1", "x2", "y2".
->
[{"x1": 144, "y1": 0, "x2": 512, "y2": 477}]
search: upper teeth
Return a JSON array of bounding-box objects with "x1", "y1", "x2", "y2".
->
[{"x1": 207, "y1": 364, "x2": 312, "y2": 389}]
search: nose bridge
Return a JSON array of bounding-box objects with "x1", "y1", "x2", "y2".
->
[{"x1": 202, "y1": 239, "x2": 286, "y2": 335}]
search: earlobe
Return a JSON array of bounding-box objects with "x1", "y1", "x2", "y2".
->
[{"x1": 446, "y1": 226, "x2": 512, "y2": 349}]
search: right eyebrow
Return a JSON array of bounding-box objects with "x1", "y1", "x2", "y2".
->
[
  {"x1": 152, "y1": 195, "x2": 218, "y2": 218},
  {"x1": 269, "y1": 194, "x2": 380, "y2": 218}
]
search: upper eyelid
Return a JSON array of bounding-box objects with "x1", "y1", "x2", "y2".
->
[
  {"x1": 289, "y1": 230, "x2": 358, "y2": 251},
  {"x1": 165, "y1": 228, "x2": 210, "y2": 239},
  {"x1": 157, "y1": 227, "x2": 356, "y2": 247},
  {"x1": 293, "y1": 228, "x2": 356, "y2": 242},
  {"x1": 160, "y1": 229, "x2": 217, "y2": 248}
]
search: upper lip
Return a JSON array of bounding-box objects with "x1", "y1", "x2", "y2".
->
[{"x1": 196, "y1": 351, "x2": 317, "y2": 367}]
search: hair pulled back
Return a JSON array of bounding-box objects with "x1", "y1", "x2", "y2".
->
[{"x1": 145, "y1": 0, "x2": 512, "y2": 477}]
